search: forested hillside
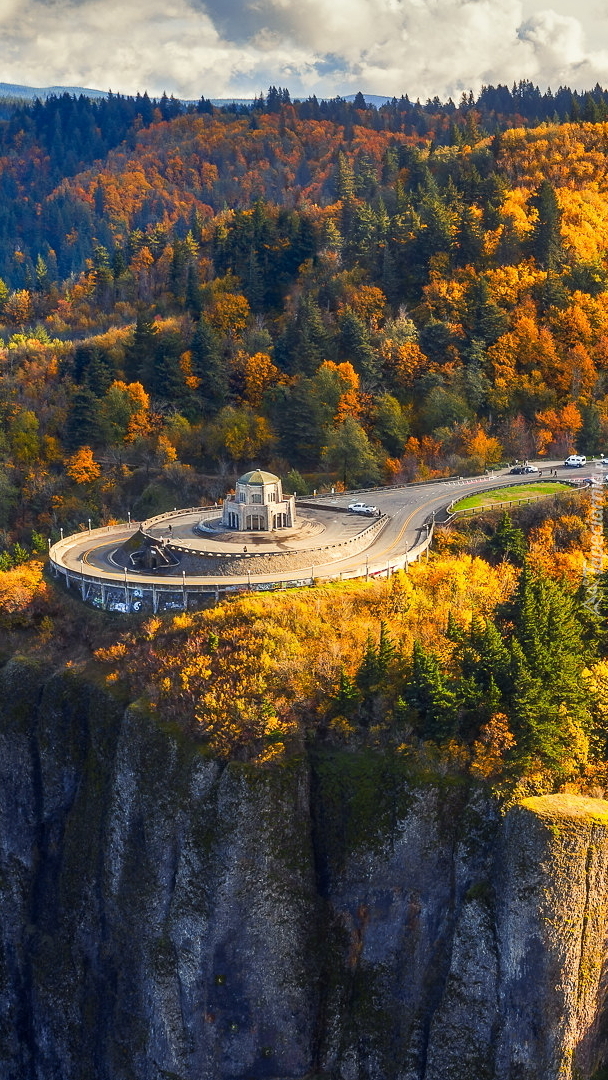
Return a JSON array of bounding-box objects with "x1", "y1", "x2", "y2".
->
[
  {"x1": 3, "y1": 83, "x2": 608, "y2": 1080},
  {"x1": 1, "y1": 86, "x2": 608, "y2": 557}
]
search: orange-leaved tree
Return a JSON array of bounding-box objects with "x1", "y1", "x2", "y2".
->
[{"x1": 65, "y1": 446, "x2": 101, "y2": 484}]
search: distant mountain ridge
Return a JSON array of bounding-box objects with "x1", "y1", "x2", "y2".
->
[
  {"x1": 0, "y1": 81, "x2": 392, "y2": 106},
  {"x1": 0, "y1": 81, "x2": 108, "y2": 100}
]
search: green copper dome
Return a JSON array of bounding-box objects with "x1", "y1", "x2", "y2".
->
[{"x1": 238, "y1": 470, "x2": 280, "y2": 485}]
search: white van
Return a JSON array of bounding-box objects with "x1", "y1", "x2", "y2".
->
[{"x1": 564, "y1": 455, "x2": 587, "y2": 467}]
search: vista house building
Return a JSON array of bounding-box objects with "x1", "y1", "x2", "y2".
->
[{"x1": 221, "y1": 470, "x2": 296, "y2": 532}]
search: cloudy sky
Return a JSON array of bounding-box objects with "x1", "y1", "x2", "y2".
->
[{"x1": 1, "y1": 0, "x2": 608, "y2": 103}]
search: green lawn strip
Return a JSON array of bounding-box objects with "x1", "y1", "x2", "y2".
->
[{"x1": 453, "y1": 482, "x2": 572, "y2": 512}]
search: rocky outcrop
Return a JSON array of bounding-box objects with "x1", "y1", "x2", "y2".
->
[
  {"x1": 1, "y1": 658, "x2": 608, "y2": 1080},
  {"x1": 494, "y1": 796, "x2": 608, "y2": 1080}
]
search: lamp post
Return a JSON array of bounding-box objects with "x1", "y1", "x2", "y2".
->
[
  {"x1": 88, "y1": 518, "x2": 91, "y2": 532},
  {"x1": 425, "y1": 519, "x2": 432, "y2": 561}
]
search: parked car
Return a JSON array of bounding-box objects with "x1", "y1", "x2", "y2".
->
[
  {"x1": 564, "y1": 455, "x2": 587, "y2": 467},
  {"x1": 509, "y1": 464, "x2": 539, "y2": 474},
  {"x1": 348, "y1": 502, "x2": 378, "y2": 515}
]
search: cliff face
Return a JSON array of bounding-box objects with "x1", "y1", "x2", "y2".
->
[{"x1": 1, "y1": 658, "x2": 608, "y2": 1080}]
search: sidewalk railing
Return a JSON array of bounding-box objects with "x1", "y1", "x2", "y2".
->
[
  {"x1": 51, "y1": 465, "x2": 568, "y2": 614},
  {"x1": 48, "y1": 515, "x2": 429, "y2": 613}
]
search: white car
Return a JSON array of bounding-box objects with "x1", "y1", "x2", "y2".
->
[
  {"x1": 348, "y1": 502, "x2": 378, "y2": 515},
  {"x1": 564, "y1": 455, "x2": 587, "y2": 467}
]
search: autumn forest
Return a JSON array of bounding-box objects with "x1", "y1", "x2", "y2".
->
[{"x1": 1, "y1": 82, "x2": 608, "y2": 792}]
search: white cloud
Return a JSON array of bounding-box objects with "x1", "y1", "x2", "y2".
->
[{"x1": 0, "y1": 0, "x2": 607, "y2": 100}]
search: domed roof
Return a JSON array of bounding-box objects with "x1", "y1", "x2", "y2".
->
[{"x1": 238, "y1": 469, "x2": 280, "y2": 485}]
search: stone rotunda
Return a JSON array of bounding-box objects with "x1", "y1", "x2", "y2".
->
[{"x1": 221, "y1": 470, "x2": 296, "y2": 532}]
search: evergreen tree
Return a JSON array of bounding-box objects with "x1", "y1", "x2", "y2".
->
[
  {"x1": 84, "y1": 348, "x2": 116, "y2": 397},
  {"x1": 499, "y1": 567, "x2": 593, "y2": 772},
  {"x1": 64, "y1": 387, "x2": 104, "y2": 450},
  {"x1": 418, "y1": 319, "x2": 456, "y2": 364},
  {"x1": 454, "y1": 206, "x2": 484, "y2": 268},
  {"x1": 92, "y1": 244, "x2": 113, "y2": 308},
  {"x1": 337, "y1": 151, "x2": 356, "y2": 237},
  {"x1": 490, "y1": 512, "x2": 527, "y2": 565},
  {"x1": 337, "y1": 307, "x2": 380, "y2": 384},
  {"x1": 462, "y1": 276, "x2": 508, "y2": 353},
  {"x1": 334, "y1": 668, "x2": 360, "y2": 717},
  {"x1": 185, "y1": 263, "x2": 203, "y2": 317},
  {"x1": 405, "y1": 641, "x2": 457, "y2": 740},
  {"x1": 274, "y1": 295, "x2": 329, "y2": 376},
  {"x1": 377, "y1": 621, "x2": 396, "y2": 676},
  {"x1": 381, "y1": 245, "x2": 401, "y2": 304},
  {"x1": 284, "y1": 468, "x2": 309, "y2": 496},
  {"x1": 410, "y1": 186, "x2": 455, "y2": 277},
  {"x1": 34, "y1": 254, "x2": 49, "y2": 292},
  {"x1": 446, "y1": 610, "x2": 465, "y2": 643},
  {"x1": 532, "y1": 270, "x2": 569, "y2": 314},
  {"x1": 578, "y1": 404, "x2": 602, "y2": 455},
  {"x1": 143, "y1": 332, "x2": 187, "y2": 403},
  {"x1": 169, "y1": 238, "x2": 188, "y2": 299},
  {"x1": 459, "y1": 616, "x2": 513, "y2": 697},
  {"x1": 124, "y1": 312, "x2": 157, "y2": 383},
  {"x1": 191, "y1": 316, "x2": 228, "y2": 415},
  {"x1": 356, "y1": 633, "x2": 380, "y2": 694},
  {"x1": 528, "y1": 180, "x2": 563, "y2": 269},
  {"x1": 271, "y1": 380, "x2": 327, "y2": 468},
  {"x1": 112, "y1": 246, "x2": 127, "y2": 279}
]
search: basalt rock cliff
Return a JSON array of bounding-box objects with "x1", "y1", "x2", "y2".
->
[{"x1": 1, "y1": 656, "x2": 608, "y2": 1080}]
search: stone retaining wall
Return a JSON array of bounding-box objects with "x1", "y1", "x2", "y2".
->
[
  {"x1": 165, "y1": 510, "x2": 388, "y2": 568},
  {"x1": 49, "y1": 522, "x2": 433, "y2": 613}
]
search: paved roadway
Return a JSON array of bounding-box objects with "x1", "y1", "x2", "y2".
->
[{"x1": 52, "y1": 459, "x2": 603, "y2": 590}]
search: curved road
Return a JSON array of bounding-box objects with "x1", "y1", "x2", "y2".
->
[{"x1": 50, "y1": 459, "x2": 600, "y2": 606}]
